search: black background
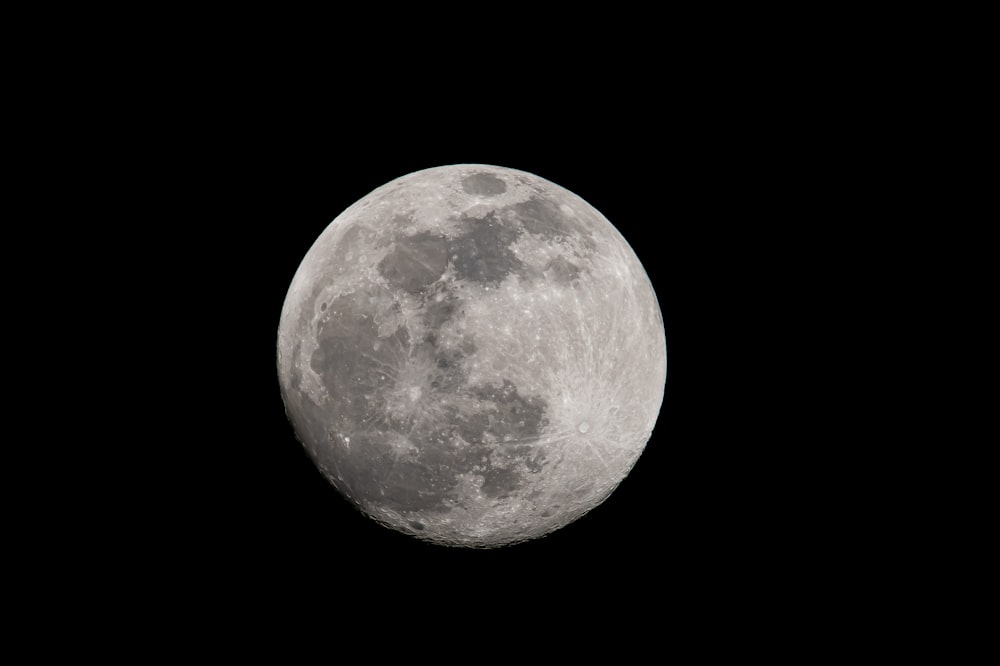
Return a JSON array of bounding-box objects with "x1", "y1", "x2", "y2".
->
[
  {"x1": 162, "y1": 110, "x2": 800, "y2": 611},
  {"x1": 94, "y1": 42, "x2": 844, "y2": 636},
  {"x1": 19, "y1": 10, "x2": 930, "y2": 652}
]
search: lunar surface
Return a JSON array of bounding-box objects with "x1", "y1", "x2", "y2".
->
[{"x1": 277, "y1": 164, "x2": 666, "y2": 547}]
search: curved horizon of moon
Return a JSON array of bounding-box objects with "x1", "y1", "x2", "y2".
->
[{"x1": 277, "y1": 164, "x2": 666, "y2": 547}]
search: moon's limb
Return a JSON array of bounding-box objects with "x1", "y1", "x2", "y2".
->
[{"x1": 277, "y1": 164, "x2": 666, "y2": 547}]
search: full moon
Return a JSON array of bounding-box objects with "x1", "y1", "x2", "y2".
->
[{"x1": 277, "y1": 164, "x2": 666, "y2": 547}]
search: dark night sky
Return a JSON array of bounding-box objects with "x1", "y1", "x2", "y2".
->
[
  {"x1": 183, "y1": 124, "x2": 780, "y2": 592},
  {"x1": 27, "y1": 14, "x2": 885, "y2": 650},
  {"x1": 122, "y1": 65, "x2": 829, "y2": 627}
]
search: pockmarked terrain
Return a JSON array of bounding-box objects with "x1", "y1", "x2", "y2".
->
[{"x1": 277, "y1": 164, "x2": 666, "y2": 547}]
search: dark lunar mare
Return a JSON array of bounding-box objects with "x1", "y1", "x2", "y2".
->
[
  {"x1": 378, "y1": 232, "x2": 448, "y2": 294},
  {"x1": 448, "y1": 212, "x2": 523, "y2": 286},
  {"x1": 289, "y1": 190, "x2": 606, "y2": 520},
  {"x1": 293, "y1": 277, "x2": 551, "y2": 516},
  {"x1": 544, "y1": 255, "x2": 582, "y2": 285},
  {"x1": 461, "y1": 172, "x2": 507, "y2": 196},
  {"x1": 509, "y1": 197, "x2": 574, "y2": 242}
]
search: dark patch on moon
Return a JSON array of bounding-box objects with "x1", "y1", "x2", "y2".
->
[
  {"x1": 471, "y1": 380, "x2": 549, "y2": 443},
  {"x1": 480, "y1": 465, "x2": 522, "y2": 498},
  {"x1": 462, "y1": 172, "x2": 507, "y2": 196},
  {"x1": 310, "y1": 292, "x2": 410, "y2": 427},
  {"x1": 372, "y1": 457, "x2": 455, "y2": 512},
  {"x1": 444, "y1": 379, "x2": 549, "y2": 499},
  {"x1": 448, "y1": 212, "x2": 523, "y2": 285},
  {"x1": 375, "y1": 193, "x2": 595, "y2": 296},
  {"x1": 378, "y1": 232, "x2": 448, "y2": 294},
  {"x1": 509, "y1": 444, "x2": 546, "y2": 473},
  {"x1": 544, "y1": 256, "x2": 581, "y2": 285},
  {"x1": 504, "y1": 195, "x2": 597, "y2": 252},
  {"x1": 287, "y1": 342, "x2": 304, "y2": 391},
  {"x1": 509, "y1": 196, "x2": 570, "y2": 240},
  {"x1": 296, "y1": 284, "x2": 551, "y2": 515},
  {"x1": 431, "y1": 342, "x2": 472, "y2": 380},
  {"x1": 292, "y1": 186, "x2": 596, "y2": 520},
  {"x1": 420, "y1": 285, "x2": 463, "y2": 340}
]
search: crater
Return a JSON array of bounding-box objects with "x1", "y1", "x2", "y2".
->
[{"x1": 462, "y1": 172, "x2": 507, "y2": 196}]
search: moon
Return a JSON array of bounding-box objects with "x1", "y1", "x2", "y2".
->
[{"x1": 277, "y1": 164, "x2": 666, "y2": 547}]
